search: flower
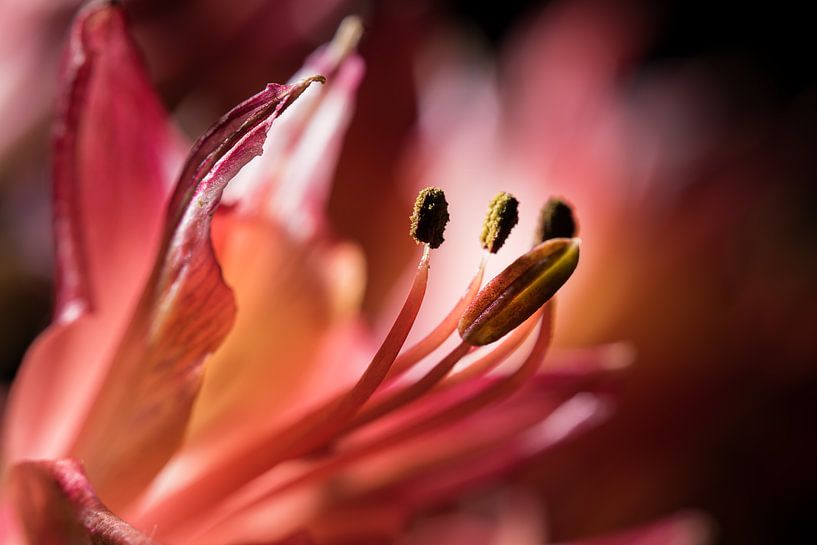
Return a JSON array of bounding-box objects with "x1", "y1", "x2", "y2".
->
[{"x1": 0, "y1": 2, "x2": 715, "y2": 545}]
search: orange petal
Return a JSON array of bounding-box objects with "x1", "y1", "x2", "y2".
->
[{"x1": 188, "y1": 211, "x2": 368, "y2": 450}]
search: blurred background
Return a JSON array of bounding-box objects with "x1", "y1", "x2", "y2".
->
[{"x1": 0, "y1": 0, "x2": 814, "y2": 544}]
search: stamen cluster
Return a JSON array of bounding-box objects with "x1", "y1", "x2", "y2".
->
[{"x1": 135, "y1": 187, "x2": 581, "y2": 537}]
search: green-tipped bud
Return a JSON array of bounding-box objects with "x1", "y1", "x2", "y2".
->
[
  {"x1": 458, "y1": 237, "x2": 580, "y2": 345},
  {"x1": 479, "y1": 192, "x2": 519, "y2": 253},
  {"x1": 535, "y1": 197, "x2": 577, "y2": 243},
  {"x1": 410, "y1": 187, "x2": 450, "y2": 249}
]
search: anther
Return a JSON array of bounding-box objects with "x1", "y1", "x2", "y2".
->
[
  {"x1": 458, "y1": 237, "x2": 580, "y2": 345},
  {"x1": 480, "y1": 192, "x2": 519, "y2": 253},
  {"x1": 410, "y1": 187, "x2": 450, "y2": 249},
  {"x1": 535, "y1": 197, "x2": 577, "y2": 242}
]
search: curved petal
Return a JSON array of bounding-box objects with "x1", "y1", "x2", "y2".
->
[
  {"x1": 4, "y1": 1, "x2": 183, "y2": 466},
  {"x1": 128, "y1": 32, "x2": 368, "y2": 532},
  {"x1": 9, "y1": 459, "x2": 160, "y2": 545},
  {"x1": 53, "y1": 0, "x2": 185, "y2": 322},
  {"x1": 188, "y1": 36, "x2": 367, "y2": 445},
  {"x1": 70, "y1": 75, "x2": 324, "y2": 509},
  {"x1": 4, "y1": 0, "x2": 321, "y2": 509}
]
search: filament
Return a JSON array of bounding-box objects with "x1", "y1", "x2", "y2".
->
[
  {"x1": 194, "y1": 303, "x2": 555, "y2": 533},
  {"x1": 386, "y1": 254, "x2": 486, "y2": 381}
]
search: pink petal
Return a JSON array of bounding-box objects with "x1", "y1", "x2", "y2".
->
[
  {"x1": 5, "y1": 0, "x2": 324, "y2": 509},
  {"x1": 0, "y1": 0, "x2": 83, "y2": 157},
  {"x1": 128, "y1": 34, "x2": 368, "y2": 533},
  {"x1": 4, "y1": 1, "x2": 183, "y2": 466},
  {"x1": 9, "y1": 459, "x2": 159, "y2": 545},
  {"x1": 224, "y1": 24, "x2": 366, "y2": 235},
  {"x1": 53, "y1": 0, "x2": 185, "y2": 322},
  {"x1": 283, "y1": 390, "x2": 607, "y2": 545},
  {"x1": 69, "y1": 73, "x2": 324, "y2": 508},
  {"x1": 179, "y1": 214, "x2": 371, "y2": 467},
  {"x1": 336, "y1": 389, "x2": 611, "y2": 513}
]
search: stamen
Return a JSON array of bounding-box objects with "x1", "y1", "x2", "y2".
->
[
  {"x1": 386, "y1": 259, "x2": 485, "y2": 380},
  {"x1": 270, "y1": 186, "x2": 452, "y2": 456},
  {"x1": 295, "y1": 185, "x2": 453, "y2": 443},
  {"x1": 535, "y1": 197, "x2": 577, "y2": 242},
  {"x1": 347, "y1": 307, "x2": 539, "y2": 431},
  {"x1": 346, "y1": 341, "x2": 472, "y2": 430},
  {"x1": 423, "y1": 302, "x2": 555, "y2": 430},
  {"x1": 441, "y1": 308, "x2": 542, "y2": 388},
  {"x1": 410, "y1": 187, "x2": 450, "y2": 249},
  {"x1": 280, "y1": 248, "x2": 431, "y2": 454},
  {"x1": 459, "y1": 238, "x2": 580, "y2": 346},
  {"x1": 358, "y1": 284, "x2": 539, "y2": 431},
  {"x1": 480, "y1": 192, "x2": 519, "y2": 253},
  {"x1": 171, "y1": 192, "x2": 585, "y2": 540},
  {"x1": 257, "y1": 193, "x2": 443, "y2": 456},
  {"x1": 388, "y1": 191, "x2": 519, "y2": 379}
]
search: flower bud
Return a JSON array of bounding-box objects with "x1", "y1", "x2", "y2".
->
[{"x1": 458, "y1": 237, "x2": 580, "y2": 345}]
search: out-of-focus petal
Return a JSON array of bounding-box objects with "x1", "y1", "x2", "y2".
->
[
  {"x1": 3, "y1": 1, "x2": 183, "y2": 467},
  {"x1": 0, "y1": 496, "x2": 24, "y2": 545},
  {"x1": 500, "y1": 0, "x2": 650, "y2": 345},
  {"x1": 400, "y1": 488, "x2": 546, "y2": 545},
  {"x1": 555, "y1": 511, "x2": 712, "y2": 545},
  {"x1": 53, "y1": 0, "x2": 185, "y2": 322},
  {"x1": 9, "y1": 459, "x2": 159, "y2": 545},
  {"x1": 296, "y1": 394, "x2": 609, "y2": 545},
  {"x1": 0, "y1": 0, "x2": 83, "y2": 158},
  {"x1": 224, "y1": 19, "x2": 365, "y2": 239}
]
